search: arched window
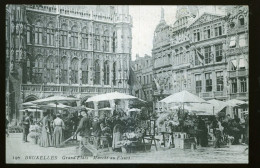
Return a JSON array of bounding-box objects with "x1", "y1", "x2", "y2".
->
[
  {"x1": 239, "y1": 15, "x2": 244, "y2": 26},
  {"x1": 33, "y1": 56, "x2": 44, "y2": 83},
  {"x1": 104, "y1": 61, "x2": 110, "y2": 85},
  {"x1": 71, "y1": 59, "x2": 79, "y2": 84},
  {"x1": 47, "y1": 22, "x2": 54, "y2": 46},
  {"x1": 61, "y1": 57, "x2": 68, "y2": 83},
  {"x1": 71, "y1": 26, "x2": 78, "y2": 48},
  {"x1": 46, "y1": 56, "x2": 55, "y2": 83},
  {"x1": 82, "y1": 59, "x2": 88, "y2": 84},
  {"x1": 104, "y1": 30, "x2": 109, "y2": 52},
  {"x1": 60, "y1": 24, "x2": 68, "y2": 47},
  {"x1": 112, "y1": 32, "x2": 116, "y2": 52},
  {"x1": 113, "y1": 62, "x2": 116, "y2": 85},
  {"x1": 35, "y1": 21, "x2": 43, "y2": 44},
  {"x1": 81, "y1": 27, "x2": 88, "y2": 49},
  {"x1": 94, "y1": 27, "x2": 100, "y2": 50},
  {"x1": 94, "y1": 60, "x2": 100, "y2": 84}
]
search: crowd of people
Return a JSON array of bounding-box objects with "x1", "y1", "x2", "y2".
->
[{"x1": 165, "y1": 111, "x2": 249, "y2": 148}]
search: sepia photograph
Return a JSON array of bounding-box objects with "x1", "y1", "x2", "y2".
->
[{"x1": 5, "y1": 4, "x2": 249, "y2": 163}]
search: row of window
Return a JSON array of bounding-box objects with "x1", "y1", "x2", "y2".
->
[
  {"x1": 27, "y1": 59, "x2": 117, "y2": 85},
  {"x1": 229, "y1": 34, "x2": 247, "y2": 48},
  {"x1": 193, "y1": 24, "x2": 223, "y2": 42},
  {"x1": 194, "y1": 44, "x2": 223, "y2": 65},
  {"x1": 138, "y1": 74, "x2": 153, "y2": 85},
  {"x1": 195, "y1": 72, "x2": 224, "y2": 93},
  {"x1": 27, "y1": 25, "x2": 116, "y2": 52},
  {"x1": 195, "y1": 72, "x2": 247, "y2": 93}
]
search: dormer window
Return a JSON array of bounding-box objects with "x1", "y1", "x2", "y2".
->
[{"x1": 239, "y1": 15, "x2": 245, "y2": 26}]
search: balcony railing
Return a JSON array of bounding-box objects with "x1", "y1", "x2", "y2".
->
[
  {"x1": 228, "y1": 69, "x2": 248, "y2": 78},
  {"x1": 230, "y1": 92, "x2": 248, "y2": 99},
  {"x1": 199, "y1": 91, "x2": 227, "y2": 99},
  {"x1": 226, "y1": 46, "x2": 248, "y2": 56},
  {"x1": 21, "y1": 84, "x2": 128, "y2": 95}
]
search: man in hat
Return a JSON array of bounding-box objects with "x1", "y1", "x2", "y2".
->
[
  {"x1": 22, "y1": 110, "x2": 31, "y2": 142},
  {"x1": 92, "y1": 116, "x2": 101, "y2": 149},
  {"x1": 74, "y1": 110, "x2": 97, "y2": 156}
]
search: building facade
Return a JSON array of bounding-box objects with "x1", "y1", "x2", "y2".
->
[
  {"x1": 131, "y1": 54, "x2": 153, "y2": 101},
  {"x1": 6, "y1": 5, "x2": 133, "y2": 121},
  {"x1": 152, "y1": 5, "x2": 248, "y2": 116}
]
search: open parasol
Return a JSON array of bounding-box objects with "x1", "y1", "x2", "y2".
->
[{"x1": 86, "y1": 91, "x2": 139, "y2": 102}]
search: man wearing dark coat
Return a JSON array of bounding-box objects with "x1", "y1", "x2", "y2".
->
[
  {"x1": 74, "y1": 110, "x2": 97, "y2": 156},
  {"x1": 22, "y1": 111, "x2": 31, "y2": 142}
]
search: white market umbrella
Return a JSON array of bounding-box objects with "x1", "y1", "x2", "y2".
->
[
  {"x1": 20, "y1": 109, "x2": 43, "y2": 113},
  {"x1": 86, "y1": 91, "x2": 138, "y2": 102},
  {"x1": 128, "y1": 108, "x2": 141, "y2": 112},
  {"x1": 226, "y1": 99, "x2": 247, "y2": 107},
  {"x1": 99, "y1": 107, "x2": 112, "y2": 111},
  {"x1": 31, "y1": 96, "x2": 79, "y2": 113},
  {"x1": 160, "y1": 90, "x2": 208, "y2": 104},
  {"x1": 22, "y1": 102, "x2": 35, "y2": 106},
  {"x1": 207, "y1": 99, "x2": 228, "y2": 113},
  {"x1": 40, "y1": 103, "x2": 71, "y2": 110},
  {"x1": 160, "y1": 90, "x2": 208, "y2": 114}
]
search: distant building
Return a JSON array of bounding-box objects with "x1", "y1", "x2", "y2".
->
[
  {"x1": 131, "y1": 54, "x2": 153, "y2": 101},
  {"x1": 6, "y1": 5, "x2": 132, "y2": 122}
]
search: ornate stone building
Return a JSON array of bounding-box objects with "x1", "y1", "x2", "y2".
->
[
  {"x1": 152, "y1": 6, "x2": 248, "y2": 115},
  {"x1": 6, "y1": 5, "x2": 132, "y2": 121}
]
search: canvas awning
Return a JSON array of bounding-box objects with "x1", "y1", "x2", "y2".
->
[
  {"x1": 229, "y1": 36, "x2": 236, "y2": 47},
  {"x1": 86, "y1": 92, "x2": 139, "y2": 102},
  {"x1": 231, "y1": 60, "x2": 237, "y2": 69}
]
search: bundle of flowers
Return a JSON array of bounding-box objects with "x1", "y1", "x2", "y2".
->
[
  {"x1": 116, "y1": 140, "x2": 132, "y2": 147},
  {"x1": 29, "y1": 124, "x2": 41, "y2": 138}
]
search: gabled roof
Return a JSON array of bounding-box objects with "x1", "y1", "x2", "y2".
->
[{"x1": 188, "y1": 12, "x2": 225, "y2": 28}]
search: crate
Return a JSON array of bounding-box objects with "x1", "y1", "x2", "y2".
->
[{"x1": 174, "y1": 137, "x2": 195, "y2": 149}]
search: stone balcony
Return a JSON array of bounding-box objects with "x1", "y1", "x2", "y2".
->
[
  {"x1": 21, "y1": 84, "x2": 128, "y2": 99},
  {"x1": 199, "y1": 91, "x2": 227, "y2": 100},
  {"x1": 226, "y1": 46, "x2": 248, "y2": 56},
  {"x1": 230, "y1": 92, "x2": 248, "y2": 100},
  {"x1": 228, "y1": 69, "x2": 248, "y2": 78}
]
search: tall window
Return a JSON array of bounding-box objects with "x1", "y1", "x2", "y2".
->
[
  {"x1": 240, "y1": 77, "x2": 247, "y2": 92},
  {"x1": 27, "y1": 26, "x2": 31, "y2": 44},
  {"x1": 204, "y1": 46, "x2": 211, "y2": 64},
  {"x1": 239, "y1": 34, "x2": 247, "y2": 47},
  {"x1": 195, "y1": 48, "x2": 202, "y2": 66},
  {"x1": 216, "y1": 71, "x2": 223, "y2": 91},
  {"x1": 231, "y1": 59, "x2": 237, "y2": 71},
  {"x1": 113, "y1": 62, "x2": 116, "y2": 85},
  {"x1": 47, "y1": 23, "x2": 54, "y2": 46},
  {"x1": 229, "y1": 36, "x2": 236, "y2": 48},
  {"x1": 61, "y1": 57, "x2": 68, "y2": 83},
  {"x1": 204, "y1": 26, "x2": 210, "y2": 39},
  {"x1": 82, "y1": 59, "x2": 88, "y2": 84},
  {"x1": 205, "y1": 73, "x2": 212, "y2": 92},
  {"x1": 94, "y1": 60, "x2": 100, "y2": 84},
  {"x1": 231, "y1": 78, "x2": 237, "y2": 93},
  {"x1": 81, "y1": 27, "x2": 88, "y2": 49},
  {"x1": 193, "y1": 29, "x2": 200, "y2": 42},
  {"x1": 103, "y1": 30, "x2": 109, "y2": 52},
  {"x1": 46, "y1": 56, "x2": 55, "y2": 83},
  {"x1": 60, "y1": 24, "x2": 68, "y2": 47},
  {"x1": 143, "y1": 76, "x2": 146, "y2": 84},
  {"x1": 104, "y1": 61, "x2": 110, "y2": 85},
  {"x1": 33, "y1": 56, "x2": 44, "y2": 83},
  {"x1": 71, "y1": 59, "x2": 79, "y2": 84},
  {"x1": 71, "y1": 26, "x2": 78, "y2": 48},
  {"x1": 94, "y1": 27, "x2": 100, "y2": 50},
  {"x1": 215, "y1": 44, "x2": 223, "y2": 62},
  {"x1": 214, "y1": 24, "x2": 222, "y2": 37},
  {"x1": 195, "y1": 74, "x2": 202, "y2": 93},
  {"x1": 112, "y1": 31, "x2": 116, "y2": 52},
  {"x1": 35, "y1": 21, "x2": 43, "y2": 44},
  {"x1": 238, "y1": 15, "x2": 245, "y2": 26}
]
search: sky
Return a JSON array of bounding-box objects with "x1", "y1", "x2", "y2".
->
[{"x1": 129, "y1": 6, "x2": 177, "y2": 60}]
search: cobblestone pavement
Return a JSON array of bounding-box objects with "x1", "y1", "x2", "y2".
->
[{"x1": 6, "y1": 133, "x2": 248, "y2": 163}]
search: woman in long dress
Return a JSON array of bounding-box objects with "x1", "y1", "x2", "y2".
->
[
  {"x1": 52, "y1": 113, "x2": 65, "y2": 148},
  {"x1": 39, "y1": 112, "x2": 52, "y2": 147}
]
